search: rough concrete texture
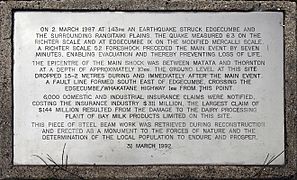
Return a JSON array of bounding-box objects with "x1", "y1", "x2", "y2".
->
[{"x1": 0, "y1": 0, "x2": 296, "y2": 179}]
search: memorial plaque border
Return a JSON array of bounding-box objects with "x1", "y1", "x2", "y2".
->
[{"x1": 0, "y1": 0, "x2": 296, "y2": 179}]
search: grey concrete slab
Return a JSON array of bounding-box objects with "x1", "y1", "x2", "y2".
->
[{"x1": 0, "y1": 0, "x2": 296, "y2": 179}]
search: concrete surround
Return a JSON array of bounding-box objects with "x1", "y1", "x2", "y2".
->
[{"x1": 0, "y1": 0, "x2": 296, "y2": 179}]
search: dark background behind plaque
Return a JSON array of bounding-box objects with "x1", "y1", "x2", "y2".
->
[{"x1": 0, "y1": 0, "x2": 296, "y2": 179}]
